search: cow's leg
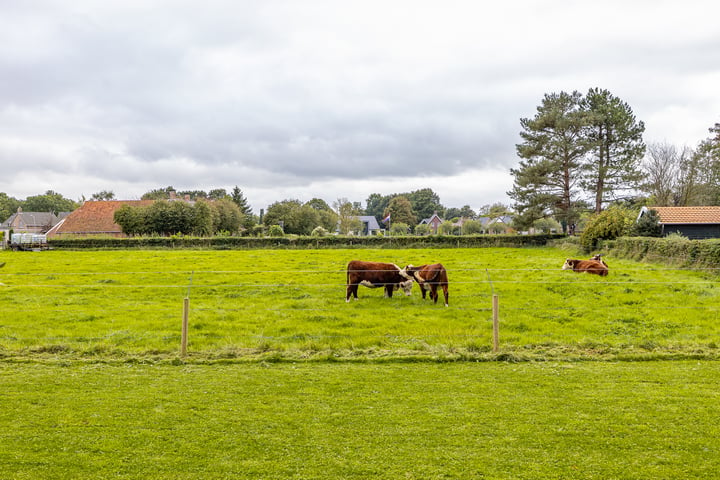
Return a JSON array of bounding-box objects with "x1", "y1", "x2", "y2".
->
[
  {"x1": 346, "y1": 283, "x2": 358, "y2": 302},
  {"x1": 430, "y1": 284, "x2": 438, "y2": 303},
  {"x1": 420, "y1": 283, "x2": 428, "y2": 299},
  {"x1": 385, "y1": 283, "x2": 393, "y2": 298},
  {"x1": 442, "y1": 285, "x2": 449, "y2": 307}
]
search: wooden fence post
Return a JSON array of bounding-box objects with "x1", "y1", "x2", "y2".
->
[
  {"x1": 492, "y1": 294, "x2": 499, "y2": 353},
  {"x1": 181, "y1": 296, "x2": 189, "y2": 356}
]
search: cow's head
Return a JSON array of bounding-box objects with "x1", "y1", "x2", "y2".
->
[
  {"x1": 562, "y1": 259, "x2": 578, "y2": 270},
  {"x1": 398, "y1": 279, "x2": 414, "y2": 296},
  {"x1": 403, "y1": 264, "x2": 425, "y2": 282}
]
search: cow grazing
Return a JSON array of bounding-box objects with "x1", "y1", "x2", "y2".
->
[
  {"x1": 405, "y1": 263, "x2": 449, "y2": 306},
  {"x1": 346, "y1": 260, "x2": 414, "y2": 302},
  {"x1": 562, "y1": 258, "x2": 609, "y2": 276}
]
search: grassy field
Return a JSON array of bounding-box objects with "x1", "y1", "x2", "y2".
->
[
  {"x1": 1, "y1": 247, "x2": 718, "y2": 361},
  {"x1": 2, "y1": 247, "x2": 720, "y2": 478},
  {"x1": 2, "y1": 361, "x2": 720, "y2": 479}
]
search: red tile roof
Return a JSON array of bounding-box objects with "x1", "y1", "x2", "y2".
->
[
  {"x1": 651, "y1": 206, "x2": 720, "y2": 224},
  {"x1": 48, "y1": 200, "x2": 154, "y2": 237}
]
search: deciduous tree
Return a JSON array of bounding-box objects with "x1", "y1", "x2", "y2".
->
[
  {"x1": 384, "y1": 196, "x2": 416, "y2": 228},
  {"x1": 334, "y1": 198, "x2": 361, "y2": 235}
]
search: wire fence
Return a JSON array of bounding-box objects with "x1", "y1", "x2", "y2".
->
[{"x1": 2, "y1": 266, "x2": 718, "y2": 356}]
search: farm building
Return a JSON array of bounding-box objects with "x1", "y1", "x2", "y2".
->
[
  {"x1": 639, "y1": 206, "x2": 720, "y2": 239},
  {"x1": 46, "y1": 200, "x2": 154, "y2": 238}
]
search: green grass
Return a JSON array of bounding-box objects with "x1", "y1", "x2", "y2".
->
[
  {"x1": 1, "y1": 247, "x2": 718, "y2": 361},
  {"x1": 2, "y1": 361, "x2": 719, "y2": 479},
  {"x1": 3, "y1": 248, "x2": 720, "y2": 478}
]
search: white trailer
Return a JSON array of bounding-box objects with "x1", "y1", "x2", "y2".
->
[{"x1": 10, "y1": 233, "x2": 50, "y2": 251}]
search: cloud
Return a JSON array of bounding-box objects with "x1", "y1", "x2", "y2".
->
[{"x1": 1, "y1": 0, "x2": 720, "y2": 211}]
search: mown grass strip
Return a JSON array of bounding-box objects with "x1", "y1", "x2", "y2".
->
[{"x1": 1, "y1": 361, "x2": 719, "y2": 479}]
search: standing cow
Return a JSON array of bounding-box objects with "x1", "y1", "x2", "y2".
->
[
  {"x1": 346, "y1": 260, "x2": 414, "y2": 302},
  {"x1": 405, "y1": 263, "x2": 449, "y2": 306},
  {"x1": 562, "y1": 258, "x2": 609, "y2": 276}
]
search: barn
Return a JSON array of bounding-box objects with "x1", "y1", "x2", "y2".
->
[{"x1": 639, "y1": 206, "x2": 720, "y2": 239}]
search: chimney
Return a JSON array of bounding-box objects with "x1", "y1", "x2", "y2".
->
[{"x1": 169, "y1": 190, "x2": 176, "y2": 200}]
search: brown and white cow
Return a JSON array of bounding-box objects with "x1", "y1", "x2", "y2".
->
[
  {"x1": 562, "y1": 258, "x2": 609, "y2": 276},
  {"x1": 346, "y1": 260, "x2": 414, "y2": 302},
  {"x1": 405, "y1": 263, "x2": 449, "y2": 306}
]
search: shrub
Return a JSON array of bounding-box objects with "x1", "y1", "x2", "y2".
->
[
  {"x1": 533, "y1": 217, "x2": 562, "y2": 234},
  {"x1": 414, "y1": 224, "x2": 431, "y2": 236},
  {"x1": 580, "y1": 206, "x2": 635, "y2": 251},
  {"x1": 631, "y1": 209, "x2": 662, "y2": 237},
  {"x1": 438, "y1": 221, "x2": 457, "y2": 235},
  {"x1": 461, "y1": 220, "x2": 483, "y2": 235},
  {"x1": 267, "y1": 225, "x2": 285, "y2": 237},
  {"x1": 310, "y1": 226, "x2": 329, "y2": 237},
  {"x1": 390, "y1": 222, "x2": 410, "y2": 235}
]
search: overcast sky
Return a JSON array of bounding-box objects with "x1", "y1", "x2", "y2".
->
[{"x1": 1, "y1": 1, "x2": 719, "y2": 213}]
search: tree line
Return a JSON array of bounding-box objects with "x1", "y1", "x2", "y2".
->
[
  {"x1": 1, "y1": 185, "x2": 510, "y2": 237},
  {"x1": 3, "y1": 87, "x2": 717, "y2": 237},
  {"x1": 510, "y1": 87, "x2": 720, "y2": 233}
]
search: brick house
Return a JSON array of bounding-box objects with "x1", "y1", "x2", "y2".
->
[
  {"x1": 1, "y1": 207, "x2": 66, "y2": 234},
  {"x1": 419, "y1": 212, "x2": 444, "y2": 234}
]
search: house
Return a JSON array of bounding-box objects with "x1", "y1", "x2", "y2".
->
[
  {"x1": 46, "y1": 200, "x2": 154, "y2": 238},
  {"x1": 419, "y1": 212, "x2": 443, "y2": 234},
  {"x1": 357, "y1": 216, "x2": 382, "y2": 236},
  {"x1": 477, "y1": 215, "x2": 512, "y2": 234},
  {"x1": 1, "y1": 207, "x2": 66, "y2": 234},
  {"x1": 639, "y1": 206, "x2": 720, "y2": 239}
]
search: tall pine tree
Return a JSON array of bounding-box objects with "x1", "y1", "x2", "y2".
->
[
  {"x1": 509, "y1": 91, "x2": 589, "y2": 232},
  {"x1": 581, "y1": 88, "x2": 645, "y2": 212}
]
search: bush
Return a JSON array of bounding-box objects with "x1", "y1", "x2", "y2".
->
[
  {"x1": 461, "y1": 220, "x2": 483, "y2": 235},
  {"x1": 438, "y1": 221, "x2": 457, "y2": 235},
  {"x1": 631, "y1": 209, "x2": 662, "y2": 237},
  {"x1": 267, "y1": 225, "x2": 285, "y2": 237},
  {"x1": 390, "y1": 222, "x2": 410, "y2": 235},
  {"x1": 612, "y1": 236, "x2": 720, "y2": 269},
  {"x1": 580, "y1": 206, "x2": 635, "y2": 251},
  {"x1": 533, "y1": 217, "x2": 562, "y2": 234},
  {"x1": 310, "y1": 226, "x2": 329, "y2": 237},
  {"x1": 414, "y1": 224, "x2": 431, "y2": 236}
]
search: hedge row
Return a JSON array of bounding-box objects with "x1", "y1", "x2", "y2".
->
[
  {"x1": 47, "y1": 234, "x2": 565, "y2": 250},
  {"x1": 609, "y1": 236, "x2": 720, "y2": 269}
]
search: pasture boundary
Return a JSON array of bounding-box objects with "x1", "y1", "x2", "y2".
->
[{"x1": 2, "y1": 264, "x2": 719, "y2": 362}]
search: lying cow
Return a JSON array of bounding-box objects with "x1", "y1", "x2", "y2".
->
[
  {"x1": 346, "y1": 260, "x2": 414, "y2": 302},
  {"x1": 405, "y1": 263, "x2": 449, "y2": 306},
  {"x1": 562, "y1": 258, "x2": 609, "y2": 276},
  {"x1": 590, "y1": 254, "x2": 608, "y2": 267}
]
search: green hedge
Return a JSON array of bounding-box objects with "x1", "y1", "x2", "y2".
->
[
  {"x1": 610, "y1": 236, "x2": 720, "y2": 269},
  {"x1": 47, "y1": 234, "x2": 565, "y2": 250}
]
